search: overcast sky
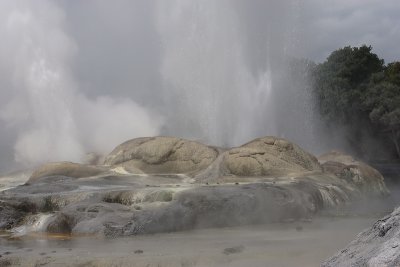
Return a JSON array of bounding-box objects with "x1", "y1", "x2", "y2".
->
[
  {"x1": 300, "y1": 0, "x2": 400, "y2": 63},
  {"x1": 56, "y1": 0, "x2": 400, "y2": 102},
  {"x1": 0, "y1": 0, "x2": 399, "y2": 172}
]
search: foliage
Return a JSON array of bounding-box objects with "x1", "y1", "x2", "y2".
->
[
  {"x1": 364, "y1": 63, "x2": 400, "y2": 157},
  {"x1": 313, "y1": 45, "x2": 384, "y2": 123},
  {"x1": 313, "y1": 45, "x2": 400, "y2": 158},
  {"x1": 385, "y1": 62, "x2": 400, "y2": 85}
]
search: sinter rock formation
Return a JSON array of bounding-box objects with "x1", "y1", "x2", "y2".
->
[
  {"x1": 103, "y1": 136, "x2": 219, "y2": 175},
  {"x1": 28, "y1": 162, "x2": 108, "y2": 183},
  {"x1": 221, "y1": 136, "x2": 322, "y2": 177},
  {"x1": 0, "y1": 136, "x2": 389, "y2": 238},
  {"x1": 319, "y1": 151, "x2": 388, "y2": 197}
]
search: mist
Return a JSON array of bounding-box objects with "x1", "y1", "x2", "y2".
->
[
  {"x1": 0, "y1": 0, "x2": 399, "y2": 171},
  {"x1": 0, "y1": 0, "x2": 162, "y2": 168}
]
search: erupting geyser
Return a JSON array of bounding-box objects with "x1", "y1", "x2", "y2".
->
[
  {"x1": 157, "y1": 1, "x2": 318, "y2": 148},
  {"x1": 1, "y1": 2, "x2": 399, "y2": 266},
  {"x1": 0, "y1": 0, "x2": 319, "y2": 170},
  {"x1": 0, "y1": 0, "x2": 162, "y2": 168}
]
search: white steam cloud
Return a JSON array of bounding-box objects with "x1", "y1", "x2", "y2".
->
[
  {"x1": 0, "y1": 0, "x2": 162, "y2": 166},
  {"x1": 156, "y1": 1, "x2": 315, "y2": 148},
  {"x1": 157, "y1": 1, "x2": 277, "y2": 146},
  {"x1": 2, "y1": 0, "x2": 396, "y2": 171}
]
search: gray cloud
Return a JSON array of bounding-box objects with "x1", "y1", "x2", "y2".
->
[
  {"x1": 300, "y1": 0, "x2": 400, "y2": 62},
  {"x1": 61, "y1": 1, "x2": 162, "y2": 103}
]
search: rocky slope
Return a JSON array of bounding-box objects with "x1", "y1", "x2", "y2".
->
[{"x1": 322, "y1": 206, "x2": 400, "y2": 266}]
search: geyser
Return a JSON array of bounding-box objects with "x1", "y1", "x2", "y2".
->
[
  {"x1": 0, "y1": 0, "x2": 320, "y2": 170},
  {"x1": 0, "y1": 0, "x2": 162, "y2": 167},
  {"x1": 157, "y1": 1, "x2": 318, "y2": 148}
]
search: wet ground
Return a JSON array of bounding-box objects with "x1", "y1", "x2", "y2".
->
[
  {"x1": 1, "y1": 164, "x2": 399, "y2": 266},
  {"x1": 0, "y1": 216, "x2": 380, "y2": 267}
]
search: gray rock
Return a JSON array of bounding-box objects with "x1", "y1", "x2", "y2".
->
[
  {"x1": 0, "y1": 172, "x2": 355, "y2": 237},
  {"x1": 322, "y1": 207, "x2": 400, "y2": 267},
  {"x1": 98, "y1": 182, "x2": 326, "y2": 237},
  {"x1": 0, "y1": 201, "x2": 24, "y2": 230},
  {"x1": 319, "y1": 151, "x2": 389, "y2": 197},
  {"x1": 223, "y1": 245, "x2": 244, "y2": 255},
  {"x1": 46, "y1": 213, "x2": 73, "y2": 233},
  {"x1": 0, "y1": 136, "x2": 391, "y2": 238}
]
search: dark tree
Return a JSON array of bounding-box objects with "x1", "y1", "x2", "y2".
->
[
  {"x1": 312, "y1": 45, "x2": 385, "y2": 157},
  {"x1": 364, "y1": 62, "x2": 400, "y2": 158},
  {"x1": 313, "y1": 45, "x2": 384, "y2": 123}
]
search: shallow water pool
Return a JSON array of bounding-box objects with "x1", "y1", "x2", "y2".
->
[{"x1": 0, "y1": 215, "x2": 381, "y2": 267}]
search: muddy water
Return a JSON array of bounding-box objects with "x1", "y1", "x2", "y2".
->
[{"x1": 0, "y1": 216, "x2": 380, "y2": 267}]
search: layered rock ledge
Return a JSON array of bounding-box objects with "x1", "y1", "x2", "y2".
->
[{"x1": 0, "y1": 136, "x2": 389, "y2": 237}]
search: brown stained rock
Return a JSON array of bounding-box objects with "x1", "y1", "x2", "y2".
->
[
  {"x1": 221, "y1": 136, "x2": 322, "y2": 177},
  {"x1": 28, "y1": 162, "x2": 108, "y2": 183},
  {"x1": 103, "y1": 136, "x2": 219, "y2": 175}
]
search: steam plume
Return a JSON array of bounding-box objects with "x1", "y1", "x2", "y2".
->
[
  {"x1": 0, "y1": 0, "x2": 162, "y2": 166},
  {"x1": 0, "y1": 0, "x2": 329, "y2": 170}
]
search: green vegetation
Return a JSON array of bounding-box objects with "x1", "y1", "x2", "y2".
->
[
  {"x1": 312, "y1": 45, "x2": 400, "y2": 159},
  {"x1": 364, "y1": 62, "x2": 400, "y2": 157}
]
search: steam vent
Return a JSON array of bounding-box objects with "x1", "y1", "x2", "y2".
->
[{"x1": 0, "y1": 136, "x2": 389, "y2": 238}]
